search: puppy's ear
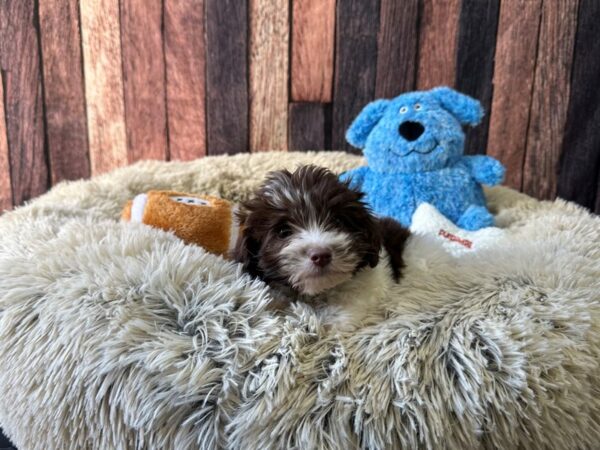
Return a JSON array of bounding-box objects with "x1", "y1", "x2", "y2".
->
[
  {"x1": 361, "y1": 216, "x2": 382, "y2": 269},
  {"x1": 379, "y1": 217, "x2": 410, "y2": 282},
  {"x1": 231, "y1": 209, "x2": 261, "y2": 277}
]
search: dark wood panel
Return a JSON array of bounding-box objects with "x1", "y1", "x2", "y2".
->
[
  {"x1": 291, "y1": 0, "x2": 335, "y2": 102},
  {"x1": 0, "y1": 1, "x2": 49, "y2": 206},
  {"x1": 0, "y1": 72, "x2": 12, "y2": 211},
  {"x1": 289, "y1": 103, "x2": 326, "y2": 151},
  {"x1": 557, "y1": 0, "x2": 600, "y2": 210},
  {"x1": 487, "y1": 0, "x2": 542, "y2": 190},
  {"x1": 39, "y1": 0, "x2": 90, "y2": 183},
  {"x1": 596, "y1": 177, "x2": 600, "y2": 214},
  {"x1": 164, "y1": 0, "x2": 206, "y2": 160},
  {"x1": 80, "y1": 0, "x2": 128, "y2": 175},
  {"x1": 375, "y1": 0, "x2": 419, "y2": 98},
  {"x1": 332, "y1": 0, "x2": 380, "y2": 152},
  {"x1": 416, "y1": 0, "x2": 461, "y2": 89},
  {"x1": 206, "y1": 0, "x2": 248, "y2": 155},
  {"x1": 455, "y1": 0, "x2": 500, "y2": 156},
  {"x1": 522, "y1": 0, "x2": 579, "y2": 200},
  {"x1": 121, "y1": 0, "x2": 168, "y2": 162},
  {"x1": 249, "y1": 0, "x2": 289, "y2": 151}
]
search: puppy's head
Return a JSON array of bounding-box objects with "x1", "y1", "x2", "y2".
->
[{"x1": 232, "y1": 165, "x2": 381, "y2": 296}]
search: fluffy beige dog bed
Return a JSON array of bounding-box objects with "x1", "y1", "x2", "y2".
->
[{"x1": 0, "y1": 152, "x2": 599, "y2": 449}]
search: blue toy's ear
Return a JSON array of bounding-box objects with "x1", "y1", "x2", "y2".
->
[
  {"x1": 345, "y1": 99, "x2": 390, "y2": 149},
  {"x1": 430, "y1": 86, "x2": 483, "y2": 126}
]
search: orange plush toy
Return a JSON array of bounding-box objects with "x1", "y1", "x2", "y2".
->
[{"x1": 122, "y1": 191, "x2": 239, "y2": 256}]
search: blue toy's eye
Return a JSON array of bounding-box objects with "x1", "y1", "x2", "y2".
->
[
  {"x1": 414, "y1": 103, "x2": 422, "y2": 110},
  {"x1": 399, "y1": 106, "x2": 408, "y2": 114}
]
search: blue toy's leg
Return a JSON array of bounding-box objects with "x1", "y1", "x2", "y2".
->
[{"x1": 457, "y1": 205, "x2": 495, "y2": 230}]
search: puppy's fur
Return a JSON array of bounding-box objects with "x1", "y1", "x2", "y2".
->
[{"x1": 232, "y1": 165, "x2": 409, "y2": 330}]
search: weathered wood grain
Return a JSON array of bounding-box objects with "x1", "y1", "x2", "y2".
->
[
  {"x1": 596, "y1": 177, "x2": 600, "y2": 214},
  {"x1": 289, "y1": 103, "x2": 326, "y2": 151},
  {"x1": 79, "y1": 0, "x2": 128, "y2": 175},
  {"x1": 121, "y1": 0, "x2": 168, "y2": 163},
  {"x1": 332, "y1": 0, "x2": 380, "y2": 152},
  {"x1": 0, "y1": 1, "x2": 48, "y2": 206},
  {"x1": 376, "y1": 0, "x2": 419, "y2": 98},
  {"x1": 557, "y1": 0, "x2": 600, "y2": 210},
  {"x1": 0, "y1": 73, "x2": 12, "y2": 211},
  {"x1": 164, "y1": 0, "x2": 206, "y2": 160},
  {"x1": 487, "y1": 0, "x2": 543, "y2": 190},
  {"x1": 455, "y1": 0, "x2": 500, "y2": 156},
  {"x1": 249, "y1": 0, "x2": 289, "y2": 151},
  {"x1": 522, "y1": 0, "x2": 579, "y2": 200},
  {"x1": 416, "y1": 0, "x2": 462, "y2": 89},
  {"x1": 39, "y1": 0, "x2": 90, "y2": 184},
  {"x1": 291, "y1": 0, "x2": 335, "y2": 102},
  {"x1": 205, "y1": 0, "x2": 248, "y2": 155}
]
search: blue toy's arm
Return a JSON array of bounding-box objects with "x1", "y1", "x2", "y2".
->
[
  {"x1": 340, "y1": 166, "x2": 369, "y2": 190},
  {"x1": 461, "y1": 155, "x2": 505, "y2": 186}
]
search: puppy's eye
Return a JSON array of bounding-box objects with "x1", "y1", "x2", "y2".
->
[
  {"x1": 399, "y1": 106, "x2": 408, "y2": 114},
  {"x1": 414, "y1": 103, "x2": 422, "y2": 110},
  {"x1": 276, "y1": 224, "x2": 292, "y2": 239}
]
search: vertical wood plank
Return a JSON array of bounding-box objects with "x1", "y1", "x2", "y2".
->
[
  {"x1": 455, "y1": 0, "x2": 500, "y2": 156},
  {"x1": 487, "y1": 0, "x2": 542, "y2": 190},
  {"x1": 249, "y1": 0, "x2": 289, "y2": 152},
  {"x1": 557, "y1": 0, "x2": 600, "y2": 210},
  {"x1": 0, "y1": 73, "x2": 12, "y2": 211},
  {"x1": 522, "y1": 0, "x2": 579, "y2": 200},
  {"x1": 205, "y1": 0, "x2": 248, "y2": 155},
  {"x1": 120, "y1": 0, "x2": 168, "y2": 163},
  {"x1": 164, "y1": 0, "x2": 206, "y2": 160},
  {"x1": 332, "y1": 0, "x2": 380, "y2": 152},
  {"x1": 80, "y1": 0, "x2": 128, "y2": 175},
  {"x1": 375, "y1": 0, "x2": 419, "y2": 98},
  {"x1": 291, "y1": 0, "x2": 335, "y2": 102},
  {"x1": 596, "y1": 177, "x2": 600, "y2": 214},
  {"x1": 289, "y1": 103, "x2": 326, "y2": 151},
  {"x1": 416, "y1": 0, "x2": 462, "y2": 90},
  {"x1": 0, "y1": 1, "x2": 49, "y2": 206},
  {"x1": 39, "y1": 0, "x2": 90, "y2": 184}
]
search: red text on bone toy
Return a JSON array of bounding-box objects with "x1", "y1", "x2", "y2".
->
[{"x1": 438, "y1": 229, "x2": 473, "y2": 249}]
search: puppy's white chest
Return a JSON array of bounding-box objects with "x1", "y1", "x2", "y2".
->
[{"x1": 313, "y1": 257, "x2": 392, "y2": 331}]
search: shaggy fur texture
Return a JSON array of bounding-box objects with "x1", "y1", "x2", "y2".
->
[
  {"x1": 0, "y1": 151, "x2": 599, "y2": 449},
  {"x1": 342, "y1": 87, "x2": 506, "y2": 230}
]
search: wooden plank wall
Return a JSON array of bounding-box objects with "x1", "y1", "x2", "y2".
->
[{"x1": 0, "y1": 0, "x2": 598, "y2": 213}]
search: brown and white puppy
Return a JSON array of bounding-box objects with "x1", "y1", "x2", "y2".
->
[{"x1": 232, "y1": 165, "x2": 409, "y2": 330}]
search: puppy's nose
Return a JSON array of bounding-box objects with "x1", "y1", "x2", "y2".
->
[
  {"x1": 398, "y1": 121, "x2": 424, "y2": 141},
  {"x1": 309, "y1": 249, "x2": 332, "y2": 268}
]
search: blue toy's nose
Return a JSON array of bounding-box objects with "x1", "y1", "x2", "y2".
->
[{"x1": 399, "y1": 121, "x2": 424, "y2": 141}]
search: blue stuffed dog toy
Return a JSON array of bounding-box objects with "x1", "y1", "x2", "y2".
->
[{"x1": 341, "y1": 86, "x2": 505, "y2": 230}]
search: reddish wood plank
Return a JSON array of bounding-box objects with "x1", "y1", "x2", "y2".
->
[
  {"x1": 0, "y1": 1, "x2": 49, "y2": 206},
  {"x1": 121, "y1": 0, "x2": 168, "y2": 163},
  {"x1": 0, "y1": 73, "x2": 12, "y2": 211},
  {"x1": 205, "y1": 0, "x2": 248, "y2": 155},
  {"x1": 487, "y1": 0, "x2": 543, "y2": 190},
  {"x1": 332, "y1": 0, "x2": 380, "y2": 152},
  {"x1": 376, "y1": 0, "x2": 419, "y2": 97},
  {"x1": 557, "y1": 0, "x2": 600, "y2": 211},
  {"x1": 79, "y1": 0, "x2": 128, "y2": 175},
  {"x1": 39, "y1": 0, "x2": 90, "y2": 183},
  {"x1": 164, "y1": 0, "x2": 206, "y2": 160},
  {"x1": 289, "y1": 103, "x2": 326, "y2": 151},
  {"x1": 522, "y1": 0, "x2": 579, "y2": 200},
  {"x1": 455, "y1": 0, "x2": 500, "y2": 156},
  {"x1": 249, "y1": 0, "x2": 289, "y2": 151},
  {"x1": 291, "y1": 0, "x2": 335, "y2": 102},
  {"x1": 416, "y1": 0, "x2": 462, "y2": 90}
]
